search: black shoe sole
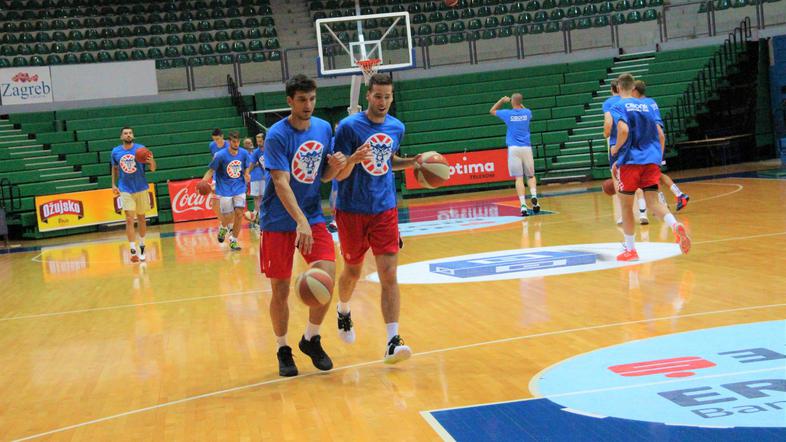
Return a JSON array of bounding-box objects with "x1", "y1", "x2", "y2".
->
[{"x1": 279, "y1": 366, "x2": 298, "y2": 377}]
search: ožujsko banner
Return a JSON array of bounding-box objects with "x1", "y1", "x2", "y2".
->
[{"x1": 35, "y1": 184, "x2": 157, "y2": 232}]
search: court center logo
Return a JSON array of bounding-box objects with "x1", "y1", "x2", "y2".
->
[
  {"x1": 119, "y1": 153, "x2": 137, "y2": 174},
  {"x1": 362, "y1": 133, "x2": 394, "y2": 176},
  {"x1": 291, "y1": 140, "x2": 324, "y2": 184},
  {"x1": 225, "y1": 159, "x2": 243, "y2": 179},
  {"x1": 368, "y1": 242, "x2": 682, "y2": 284},
  {"x1": 532, "y1": 320, "x2": 786, "y2": 428}
]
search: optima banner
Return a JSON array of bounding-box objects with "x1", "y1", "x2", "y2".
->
[
  {"x1": 404, "y1": 148, "x2": 511, "y2": 190},
  {"x1": 0, "y1": 67, "x2": 53, "y2": 105},
  {"x1": 35, "y1": 184, "x2": 157, "y2": 232}
]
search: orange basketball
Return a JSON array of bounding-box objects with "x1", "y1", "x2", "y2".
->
[
  {"x1": 445, "y1": 0, "x2": 459, "y2": 7},
  {"x1": 135, "y1": 147, "x2": 151, "y2": 163},
  {"x1": 602, "y1": 178, "x2": 616, "y2": 196},
  {"x1": 296, "y1": 267, "x2": 334, "y2": 307},
  {"x1": 196, "y1": 180, "x2": 212, "y2": 196},
  {"x1": 415, "y1": 151, "x2": 451, "y2": 189}
]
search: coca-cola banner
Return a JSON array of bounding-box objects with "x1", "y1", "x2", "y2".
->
[
  {"x1": 403, "y1": 148, "x2": 511, "y2": 190},
  {"x1": 167, "y1": 178, "x2": 216, "y2": 223}
]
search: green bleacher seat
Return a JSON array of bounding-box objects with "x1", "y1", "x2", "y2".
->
[
  {"x1": 199, "y1": 43, "x2": 214, "y2": 55},
  {"x1": 615, "y1": 0, "x2": 632, "y2": 10},
  {"x1": 17, "y1": 44, "x2": 32, "y2": 55},
  {"x1": 64, "y1": 53, "x2": 78, "y2": 64},
  {"x1": 534, "y1": 11, "x2": 548, "y2": 22},
  {"x1": 445, "y1": 9, "x2": 460, "y2": 20},
  {"x1": 494, "y1": 4, "x2": 509, "y2": 14},
  {"x1": 469, "y1": 18, "x2": 482, "y2": 29},
  {"x1": 233, "y1": 41, "x2": 247, "y2": 52},
  {"x1": 2, "y1": 34, "x2": 19, "y2": 45},
  {"x1": 518, "y1": 12, "x2": 533, "y2": 23},
  {"x1": 266, "y1": 38, "x2": 280, "y2": 49},
  {"x1": 481, "y1": 29, "x2": 496, "y2": 39},
  {"x1": 249, "y1": 40, "x2": 264, "y2": 51},
  {"x1": 429, "y1": 12, "x2": 444, "y2": 22},
  {"x1": 12, "y1": 56, "x2": 28, "y2": 66},
  {"x1": 252, "y1": 52, "x2": 266, "y2": 62},
  {"x1": 531, "y1": 23, "x2": 545, "y2": 33},
  {"x1": 600, "y1": 1, "x2": 614, "y2": 12},
  {"x1": 643, "y1": 8, "x2": 658, "y2": 19},
  {"x1": 131, "y1": 49, "x2": 146, "y2": 60},
  {"x1": 237, "y1": 53, "x2": 251, "y2": 63},
  {"x1": 30, "y1": 55, "x2": 45, "y2": 65},
  {"x1": 84, "y1": 40, "x2": 98, "y2": 52},
  {"x1": 546, "y1": 21, "x2": 561, "y2": 31},
  {"x1": 51, "y1": 42, "x2": 66, "y2": 53},
  {"x1": 543, "y1": 0, "x2": 557, "y2": 7},
  {"x1": 269, "y1": 51, "x2": 281, "y2": 61},
  {"x1": 716, "y1": 0, "x2": 731, "y2": 8},
  {"x1": 183, "y1": 45, "x2": 198, "y2": 56},
  {"x1": 418, "y1": 24, "x2": 433, "y2": 35},
  {"x1": 633, "y1": 0, "x2": 646, "y2": 7},
  {"x1": 79, "y1": 53, "x2": 95, "y2": 63},
  {"x1": 0, "y1": 46, "x2": 15, "y2": 57},
  {"x1": 0, "y1": 58, "x2": 12, "y2": 68},
  {"x1": 148, "y1": 47, "x2": 163, "y2": 59},
  {"x1": 199, "y1": 32, "x2": 213, "y2": 43},
  {"x1": 551, "y1": 8, "x2": 565, "y2": 19},
  {"x1": 627, "y1": 10, "x2": 641, "y2": 21},
  {"x1": 649, "y1": 0, "x2": 663, "y2": 4},
  {"x1": 594, "y1": 15, "x2": 609, "y2": 26},
  {"x1": 567, "y1": 6, "x2": 582, "y2": 16},
  {"x1": 451, "y1": 21, "x2": 466, "y2": 31},
  {"x1": 112, "y1": 51, "x2": 128, "y2": 61},
  {"x1": 165, "y1": 46, "x2": 180, "y2": 57},
  {"x1": 485, "y1": 16, "x2": 500, "y2": 27},
  {"x1": 461, "y1": 8, "x2": 476, "y2": 19}
]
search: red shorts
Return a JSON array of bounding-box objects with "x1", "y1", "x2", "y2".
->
[
  {"x1": 336, "y1": 208, "x2": 399, "y2": 265},
  {"x1": 617, "y1": 164, "x2": 661, "y2": 194},
  {"x1": 259, "y1": 222, "x2": 335, "y2": 279}
]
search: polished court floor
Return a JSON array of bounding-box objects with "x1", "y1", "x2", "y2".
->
[{"x1": 1, "y1": 164, "x2": 785, "y2": 441}]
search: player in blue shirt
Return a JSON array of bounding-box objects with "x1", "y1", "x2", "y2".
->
[
  {"x1": 633, "y1": 80, "x2": 690, "y2": 212},
  {"x1": 327, "y1": 124, "x2": 339, "y2": 233},
  {"x1": 610, "y1": 74, "x2": 691, "y2": 262},
  {"x1": 491, "y1": 93, "x2": 540, "y2": 216},
  {"x1": 201, "y1": 131, "x2": 251, "y2": 251},
  {"x1": 332, "y1": 73, "x2": 419, "y2": 365},
  {"x1": 244, "y1": 133, "x2": 267, "y2": 228},
  {"x1": 604, "y1": 80, "x2": 650, "y2": 225},
  {"x1": 111, "y1": 126, "x2": 157, "y2": 263},
  {"x1": 208, "y1": 128, "x2": 230, "y2": 221},
  {"x1": 260, "y1": 74, "x2": 347, "y2": 377}
]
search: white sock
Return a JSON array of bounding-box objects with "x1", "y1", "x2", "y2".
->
[
  {"x1": 385, "y1": 322, "x2": 399, "y2": 342},
  {"x1": 304, "y1": 322, "x2": 320, "y2": 340},
  {"x1": 338, "y1": 301, "x2": 350, "y2": 314},
  {"x1": 138, "y1": 236, "x2": 145, "y2": 247},
  {"x1": 276, "y1": 335, "x2": 287, "y2": 349},
  {"x1": 229, "y1": 234, "x2": 236, "y2": 242},
  {"x1": 664, "y1": 213, "x2": 678, "y2": 230},
  {"x1": 530, "y1": 190, "x2": 537, "y2": 199},
  {"x1": 518, "y1": 195, "x2": 527, "y2": 206},
  {"x1": 228, "y1": 223, "x2": 234, "y2": 230},
  {"x1": 130, "y1": 241, "x2": 137, "y2": 252},
  {"x1": 670, "y1": 184, "x2": 683, "y2": 197},
  {"x1": 624, "y1": 234, "x2": 636, "y2": 251},
  {"x1": 638, "y1": 198, "x2": 647, "y2": 213}
]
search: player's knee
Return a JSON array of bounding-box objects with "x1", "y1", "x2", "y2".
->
[{"x1": 342, "y1": 264, "x2": 362, "y2": 280}]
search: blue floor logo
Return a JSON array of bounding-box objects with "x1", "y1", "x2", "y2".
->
[
  {"x1": 372, "y1": 242, "x2": 682, "y2": 284},
  {"x1": 533, "y1": 320, "x2": 786, "y2": 428}
]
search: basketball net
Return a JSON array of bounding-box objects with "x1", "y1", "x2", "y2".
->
[{"x1": 356, "y1": 58, "x2": 381, "y2": 86}]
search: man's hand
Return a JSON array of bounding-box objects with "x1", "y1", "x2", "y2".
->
[
  {"x1": 295, "y1": 219, "x2": 313, "y2": 255},
  {"x1": 501, "y1": 96, "x2": 511, "y2": 103},
  {"x1": 328, "y1": 152, "x2": 347, "y2": 169},
  {"x1": 244, "y1": 171, "x2": 250, "y2": 183},
  {"x1": 111, "y1": 185, "x2": 120, "y2": 197},
  {"x1": 349, "y1": 143, "x2": 373, "y2": 164}
]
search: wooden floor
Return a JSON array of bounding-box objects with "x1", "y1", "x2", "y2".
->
[{"x1": 1, "y1": 163, "x2": 785, "y2": 441}]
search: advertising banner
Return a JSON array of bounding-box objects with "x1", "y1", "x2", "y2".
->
[
  {"x1": 35, "y1": 184, "x2": 157, "y2": 232},
  {"x1": 404, "y1": 148, "x2": 511, "y2": 190},
  {"x1": 0, "y1": 66, "x2": 53, "y2": 105},
  {"x1": 167, "y1": 178, "x2": 216, "y2": 223}
]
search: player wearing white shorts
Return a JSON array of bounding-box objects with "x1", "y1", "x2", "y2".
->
[
  {"x1": 490, "y1": 93, "x2": 540, "y2": 216},
  {"x1": 202, "y1": 131, "x2": 251, "y2": 251}
]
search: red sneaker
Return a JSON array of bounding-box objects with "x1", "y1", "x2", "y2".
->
[
  {"x1": 617, "y1": 249, "x2": 639, "y2": 262},
  {"x1": 676, "y1": 194, "x2": 690, "y2": 211},
  {"x1": 675, "y1": 223, "x2": 691, "y2": 254}
]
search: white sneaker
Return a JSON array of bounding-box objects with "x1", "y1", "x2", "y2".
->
[
  {"x1": 616, "y1": 217, "x2": 623, "y2": 226},
  {"x1": 384, "y1": 335, "x2": 412, "y2": 364},
  {"x1": 639, "y1": 213, "x2": 649, "y2": 225},
  {"x1": 337, "y1": 308, "x2": 356, "y2": 344}
]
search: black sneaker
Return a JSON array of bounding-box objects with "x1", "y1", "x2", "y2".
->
[
  {"x1": 277, "y1": 345, "x2": 298, "y2": 377},
  {"x1": 520, "y1": 205, "x2": 529, "y2": 217},
  {"x1": 384, "y1": 335, "x2": 412, "y2": 365},
  {"x1": 398, "y1": 235, "x2": 404, "y2": 249},
  {"x1": 139, "y1": 244, "x2": 146, "y2": 262},
  {"x1": 531, "y1": 197, "x2": 541, "y2": 214},
  {"x1": 299, "y1": 335, "x2": 333, "y2": 371}
]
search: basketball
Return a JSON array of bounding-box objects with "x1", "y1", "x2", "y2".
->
[
  {"x1": 295, "y1": 267, "x2": 334, "y2": 308},
  {"x1": 196, "y1": 180, "x2": 212, "y2": 196},
  {"x1": 135, "y1": 147, "x2": 151, "y2": 163},
  {"x1": 415, "y1": 151, "x2": 451, "y2": 189},
  {"x1": 445, "y1": 0, "x2": 459, "y2": 7},
  {"x1": 602, "y1": 178, "x2": 616, "y2": 196}
]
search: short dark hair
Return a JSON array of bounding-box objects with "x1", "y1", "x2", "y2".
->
[
  {"x1": 610, "y1": 79, "x2": 619, "y2": 94},
  {"x1": 617, "y1": 73, "x2": 635, "y2": 92},
  {"x1": 120, "y1": 126, "x2": 132, "y2": 135},
  {"x1": 367, "y1": 73, "x2": 393, "y2": 92},
  {"x1": 255, "y1": 132, "x2": 265, "y2": 139},
  {"x1": 212, "y1": 128, "x2": 223, "y2": 137},
  {"x1": 634, "y1": 80, "x2": 647, "y2": 96},
  {"x1": 228, "y1": 131, "x2": 240, "y2": 141},
  {"x1": 286, "y1": 74, "x2": 317, "y2": 98}
]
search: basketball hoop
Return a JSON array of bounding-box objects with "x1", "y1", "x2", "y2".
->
[{"x1": 356, "y1": 58, "x2": 381, "y2": 85}]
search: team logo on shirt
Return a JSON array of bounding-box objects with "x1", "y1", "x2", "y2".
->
[
  {"x1": 119, "y1": 153, "x2": 137, "y2": 174},
  {"x1": 226, "y1": 160, "x2": 243, "y2": 179},
  {"x1": 291, "y1": 140, "x2": 324, "y2": 184},
  {"x1": 362, "y1": 133, "x2": 394, "y2": 176}
]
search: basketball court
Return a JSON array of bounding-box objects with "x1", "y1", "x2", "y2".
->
[{"x1": 2, "y1": 161, "x2": 785, "y2": 441}]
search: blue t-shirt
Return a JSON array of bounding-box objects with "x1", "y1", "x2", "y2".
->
[
  {"x1": 610, "y1": 98, "x2": 663, "y2": 166},
  {"x1": 260, "y1": 117, "x2": 333, "y2": 232},
  {"x1": 641, "y1": 97, "x2": 663, "y2": 127},
  {"x1": 603, "y1": 95, "x2": 621, "y2": 148},
  {"x1": 209, "y1": 140, "x2": 229, "y2": 157},
  {"x1": 209, "y1": 148, "x2": 251, "y2": 197},
  {"x1": 111, "y1": 143, "x2": 149, "y2": 193},
  {"x1": 249, "y1": 147, "x2": 267, "y2": 181},
  {"x1": 495, "y1": 108, "x2": 532, "y2": 147},
  {"x1": 334, "y1": 112, "x2": 405, "y2": 215}
]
